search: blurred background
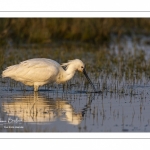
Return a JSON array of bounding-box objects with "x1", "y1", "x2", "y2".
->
[
  {"x1": 1, "y1": 18, "x2": 150, "y2": 45},
  {"x1": 1, "y1": 18, "x2": 150, "y2": 132},
  {"x1": 1, "y1": 18, "x2": 150, "y2": 81}
]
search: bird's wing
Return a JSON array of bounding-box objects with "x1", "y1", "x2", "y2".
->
[{"x1": 13, "y1": 58, "x2": 60, "y2": 82}]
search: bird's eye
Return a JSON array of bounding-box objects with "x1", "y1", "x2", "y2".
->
[{"x1": 81, "y1": 66, "x2": 84, "y2": 68}]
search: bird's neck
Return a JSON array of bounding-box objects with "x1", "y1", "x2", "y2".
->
[
  {"x1": 58, "y1": 64, "x2": 76, "y2": 83},
  {"x1": 65, "y1": 65, "x2": 76, "y2": 81}
]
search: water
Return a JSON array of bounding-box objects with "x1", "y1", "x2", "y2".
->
[
  {"x1": 1, "y1": 36, "x2": 150, "y2": 132},
  {"x1": 1, "y1": 72, "x2": 150, "y2": 132}
]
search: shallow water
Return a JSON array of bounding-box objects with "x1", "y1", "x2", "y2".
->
[
  {"x1": 1, "y1": 36, "x2": 150, "y2": 132},
  {"x1": 1, "y1": 71, "x2": 150, "y2": 132}
]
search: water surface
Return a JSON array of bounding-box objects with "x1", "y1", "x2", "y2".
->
[{"x1": 1, "y1": 36, "x2": 150, "y2": 132}]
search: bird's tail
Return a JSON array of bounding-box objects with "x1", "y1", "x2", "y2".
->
[{"x1": 2, "y1": 65, "x2": 18, "y2": 78}]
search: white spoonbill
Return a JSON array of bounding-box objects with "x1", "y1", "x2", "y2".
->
[{"x1": 2, "y1": 58, "x2": 96, "y2": 92}]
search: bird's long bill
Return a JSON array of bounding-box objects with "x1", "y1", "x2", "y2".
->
[{"x1": 83, "y1": 69, "x2": 96, "y2": 92}]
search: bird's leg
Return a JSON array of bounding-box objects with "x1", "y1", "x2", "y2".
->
[{"x1": 34, "y1": 85, "x2": 39, "y2": 92}]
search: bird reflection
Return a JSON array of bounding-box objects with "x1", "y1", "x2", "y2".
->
[{"x1": 2, "y1": 92, "x2": 82, "y2": 125}]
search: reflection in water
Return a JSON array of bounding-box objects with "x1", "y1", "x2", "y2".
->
[{"x1": 2, "y1": 93, "x2": 82, "y2": 125}]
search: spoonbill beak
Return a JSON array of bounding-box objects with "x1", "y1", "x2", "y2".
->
[{"x1": 83, "y1": 68, "x2": 96, "y2": 92}]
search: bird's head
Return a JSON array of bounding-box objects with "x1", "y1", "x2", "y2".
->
[
  {"x1": 74, "y1": 59, "x2": 85, "y2": 72},
  {"x1": 61, "y1": 59, "x2": 85, "y2": 72},
  {"x1": 61, "y1": 59, "x2": 96, "y2": 92}
]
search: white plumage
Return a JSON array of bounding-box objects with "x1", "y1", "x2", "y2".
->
[{"x1": 2, "y1": 58, "x2": 96, "y2": 92}]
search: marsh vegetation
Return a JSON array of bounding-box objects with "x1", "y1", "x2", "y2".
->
[{"x1": 1, "y1": 18, "x2": 150, "y2": 132}]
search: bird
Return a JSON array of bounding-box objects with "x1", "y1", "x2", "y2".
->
[{"x1": 2, "y1": 58, "x2": 96, "y2": 92}]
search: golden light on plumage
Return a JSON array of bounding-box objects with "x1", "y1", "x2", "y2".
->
[{"x1": 2, "y1": 58, "x2": 96, "y2": 92}]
